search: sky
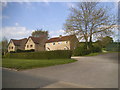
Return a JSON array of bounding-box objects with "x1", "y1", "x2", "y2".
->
[{"x1": 1, "y1": 1, "x2": 118, "y2": 41}]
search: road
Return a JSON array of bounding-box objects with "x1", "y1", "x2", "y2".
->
[{"x1": 2, "y1": 53, "x2": 118, "y2": 88}]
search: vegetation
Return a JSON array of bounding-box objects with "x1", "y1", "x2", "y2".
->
[
  {"x1": 86, "y1": 51, "x2": 119, "y2": 56},
  {"x1": 73, "y1": 44, "x2": 90, "y2": 56},
  {"x1": 63, "y1": 2, "x2": 116, "y2": 49},
  {"x1": 2, "y1": 58, "x2": 77, "y2": 70},
  {"x1": 96, "y1": 36, "x2": 113, "y2": 48},
  {"x1": 15, "y1": 49, "x2": 35, "y2": 53},
  {"x1": 73, "y1": 43, "x2": 102, "y2": 56},
  {"x1": 2, "y1": 37, "x2": 8, "y2": 55},
  {"x1": 4, "y1": 50, "x2": 72, "y2": 59},
  {"x1": 106, "y1": 42, "x2": 120, "y2": 52},
  {"x1": 32, "y1": 29, "x2": 49, "y2": 39}
]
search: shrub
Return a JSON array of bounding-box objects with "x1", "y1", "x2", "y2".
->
[
  {"x1": 73, "y1": 44, "x2": 91, "y2": 56},
  {"x1": 73, "y1": 43, "x2": 102, "y2": 56},
  {"x1": 10, "y1": 51, "x2": 16, "y2": 53},
  {"x1": 16, "y1": 49, "x2": 35, "y2": 53},
  {"x1": 90, "y1": 45, "x2": 102, "y2": 53},
  {"x1": 4, "y1": 50, "x2": 72, "y2": 59},
  {"x1": 106, "y1": 42, "x2": 120, "y2": 52}
]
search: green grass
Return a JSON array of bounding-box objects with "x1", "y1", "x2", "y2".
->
[
  {"x1": 2, "y1": 58, "x2": 77, "y2": 70},
  {"x1": 85, "y1": 52, "x2": 101, "y2": 56},
  {"x1": 85, "y1": 51, "x2": 120, "y2": 56}
]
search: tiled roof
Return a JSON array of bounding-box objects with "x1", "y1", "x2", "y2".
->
[
  {"x1": 46, "y1": 35, "x2": 75, "y2": 43},
  {"x1": 11, "y1": 38, "x2": 27, "y2": 46},
  {"x1": 29, "y1": 35, "x2": 47, "y2": 44}
]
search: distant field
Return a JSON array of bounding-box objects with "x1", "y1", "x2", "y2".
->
[{"x1": 2, "y1": 58, "x2": 77, "y2": 70}]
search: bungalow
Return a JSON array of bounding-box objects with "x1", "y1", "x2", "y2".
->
[
  {"x1": 25, "y1": 36, "x2": 47, "y2": 51},
  {"x1": 45, "y1": 35, "x2": 79, "y2": 51},
  {"x1": 8, "y1": 38, "x2": 27, "y2": 52}
]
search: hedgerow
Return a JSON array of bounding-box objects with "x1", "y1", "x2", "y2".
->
[{"x1": 4, "y1": 50, "x2": 72, "y2": 59}]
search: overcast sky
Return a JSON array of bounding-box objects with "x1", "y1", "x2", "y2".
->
[{"x1": 1, "y1": 1, "x2": 118, "y2": 41}]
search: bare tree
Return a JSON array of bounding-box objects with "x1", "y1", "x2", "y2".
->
[{"x1": 63, "y1": 2, "x2": 116, "y2": 49}]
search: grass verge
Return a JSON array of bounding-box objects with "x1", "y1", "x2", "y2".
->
[
  {"x1": 85, "y1": 51, "x2": 120, "y2": 56},
  {"x1": 2, "y1": 58, "x2": 77, "y2": 70}
]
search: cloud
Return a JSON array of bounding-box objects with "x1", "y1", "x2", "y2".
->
[
  {"x1": 2, "y1": 2, "x2": 7, "y2": 8},
  {"x1": 49, "y1": 29, "x2": 66, "y2": 38},
  {"x1": 42, "y1": 0, "x2": 49, "y2": 5},
  {"x1": 66, "y1": 2, "x2": 76, "y2": 8},
  {"x1": 2, "y1": 26, "x2": 33, "y2": 41},
  {"x1": 2, "y1": 26, "x2": 66, "y2": 41},
  {"x1": 0, "y1": 15, "x2": 9, "y2": 20},
  {"x1": 2, "y1": 15, "x2": 9, "y2": 19},
  {"x1": 15, "y1": 22, "x2": 19, "y2": 26},
  {"x1": 0, "y1": 2, "x2": 7, "y2": 10}
]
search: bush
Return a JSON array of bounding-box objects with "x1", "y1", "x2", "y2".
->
[
  {"x1": 90, "y1": 45, "x2": 102, "y2": 53},
  {"x1": 16, "y1": 49, "x2": 35, "y2": 53},
  {"x1": 10, "y1": 51, "x2": 16, "y2": 53},
  {"x1": 106, "y1": 42, "x2": 120, "y2": 52},
  {"x1": 73, "y1": 43, "x2": 102, "y2": 56},
  {"x1": 73, "y1": 44, "x2": 91, "y2": 56},
  {"x1": 4, "y1": 50, "x2": 72, "y2": 59}
]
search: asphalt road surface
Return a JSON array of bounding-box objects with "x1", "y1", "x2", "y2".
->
[{"x1": 2, "y1": 53, "x2": 118, "y2": 88}]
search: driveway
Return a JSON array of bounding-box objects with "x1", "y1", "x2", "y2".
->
[{"x1": 2, "y1": 53, "x2": 118, "y2": 88}]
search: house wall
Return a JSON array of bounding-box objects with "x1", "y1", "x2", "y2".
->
[
  {"x1": 8, "y1": 41, "x2": 16, "y2": 52},
  {"x1": 25, "y1": 38, "x2": 35, "y2": 50},
  {"x1": 35, "y1": 44, "x2": 45, "y2": 51},
  {"x1": 45, "y1": 36, "x2": 79, "y2": 51},
  {"x1": 69, "y1": 36, "x2": 79, "y2": 50},
  {"x1": 46, "y1": 41, "x2": 70, "y2": 51},
  {"x1": 19, "y1": 41, "x2": 27, "y2": 50}
]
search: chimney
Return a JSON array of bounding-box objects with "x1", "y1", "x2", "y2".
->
[{"x1": 59, "y1": 35, "x2": 62, "y2": 38}]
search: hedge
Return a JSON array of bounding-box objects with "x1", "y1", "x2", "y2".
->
[
  {"x1": 16, "y1": 49, "x2": 35, "y2": 53},
  {"x1": 106, "y1": 42, "x2": 120, "y2": 51},
  {"x1": 73, "y1": 44, "x2": 91, "y2": 56},
  {"x1": 90, "y1": 44, "x2": 102, "y2": 53},
  {"x1": 73, "y1": 44, "x2": 102, "y2": 56},
  {"x1": 4, "y1": 50, "x2": 72, "y2": 59}
]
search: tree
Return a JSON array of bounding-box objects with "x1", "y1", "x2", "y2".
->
[
  {"x1": 63, "y1": 2, "x2": 116, "y2": 49},
  {"x1": 32, "y1": 29, "x2": 49, "y2": 39},
  {"x1": 96, "y1": 36, "x2": 113, "y2": 48},
  {"x1": 2, "y1": 37, "x2": 8, "y2": 55}
]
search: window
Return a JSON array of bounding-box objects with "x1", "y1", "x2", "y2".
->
[
  {"x1": 53, "y1": 43, "x2": 55, "y2": 45},
  {"x1": 64, "y1": 47, "x2": 67, "y2": 50},
  {"x1": 64, "y1": 46, "x2": 69, "y2": 50},
  {"x1": 11, "y1": 47, "x2": 13, "y2": 49},
  {"x1": 27, "y1": 45, "x2": 29, "y2": 48},
  {"x1": 66, "y1": 41, "x2": 68, "y2": 44},
  {"x1": 47, "y1": 47, "x2": 50, "y2": 50},
  {"x1": 58, "y1": 42, "x2": 62, "y2": 44},
  {"x1": 30, "y1": 45, "x2": 33, "y2": 48}
]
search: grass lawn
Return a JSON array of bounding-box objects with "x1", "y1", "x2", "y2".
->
[{"x1": 2, "y1": 58, "x2": 77, "y2": 70}]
